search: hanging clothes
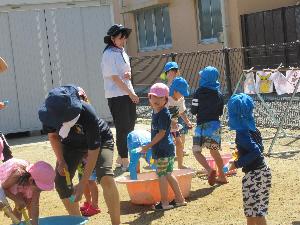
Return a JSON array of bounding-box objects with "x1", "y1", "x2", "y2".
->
[
  {"x1": 268, "y1": 71, "x2": 295, "y2": 95},
  {"x1": 244, "y1": 72, "x2": 256, "y2": 94},
  {"x1": 255, "y1": 71, "x2": 274, "y2": 93},
  {"x1": 286, "y1": 70, "x2": 300, "y2": 93}
]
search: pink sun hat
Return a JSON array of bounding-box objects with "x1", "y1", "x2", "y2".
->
[
  {"x1": 148, "y1": 83, "x2": 169, "y2": 97},
  {"x1": 26, "y1": 161, "x2": 55, "y2": 191},
  {"x1": 0, "y1": 138, "x2": 4, "y2": 160}
]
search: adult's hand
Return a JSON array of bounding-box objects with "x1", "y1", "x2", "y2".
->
[
  {"x1": 129, "y1": 93, "x2": 139, "y2": 104},
  {"x1": 124, "y1": 71, "x2": 131, "y2": 80}
]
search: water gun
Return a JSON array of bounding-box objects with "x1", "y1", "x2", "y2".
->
[
  {"x1": 63, "y1": 168, "x2": 76, "y2": 203},
  {"x1": 223, "y1": 143, "x2": 239, "y2": 173}
]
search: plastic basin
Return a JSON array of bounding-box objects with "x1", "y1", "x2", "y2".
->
[
  {"x1": 115, "y1": 168, "x2": 195, "y2": 205},
  {"x1": 17, "y1": 216, "x2": 88, "y2": 225},
  {"x1": 206, "y1": 153, "x2": 237, "y2": 175}
]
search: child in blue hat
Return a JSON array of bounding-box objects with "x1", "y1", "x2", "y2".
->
[
  {"x1": 161, "y1": 62, "x2": 193, "y2": 161},
  {"x1": 167, "y1": 77, "x2": 191, "y2": 169},
  {"x1": 191, "y1": 66, "x2": 227, "y2": 185},
  {"x1": 227, "y1": 93, "x2": 271, "y2": 225}
]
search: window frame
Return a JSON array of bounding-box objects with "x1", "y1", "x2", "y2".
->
[
  {"x1": 196, "y1": 0, "x2": 223, "y2": 44},
  {"x1": 135, "y1": 5, "x2": 172, "y2": 52}
]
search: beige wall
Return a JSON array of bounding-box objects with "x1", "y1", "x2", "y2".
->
[{"x1": 112, "y1": 0, "x2": 300, "y2": 56}]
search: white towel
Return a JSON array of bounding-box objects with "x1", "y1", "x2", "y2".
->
[{"x1": 59, "y1": 114, "x2": 80, "y2": 139}]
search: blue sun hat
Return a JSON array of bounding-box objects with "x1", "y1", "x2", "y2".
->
[
  {"x1": 160, "y1": 61, "x2": 179, "y2": 81},
  {"x1": 38, "y1": 85, "x2": 82, "y2": 129},
  {"x1": 169, "y1": 76, "x2": 189, "y2": 97},
  {"x1": 227, "y1": 93, "x2": 256, "y2": 131},
  {"x1": 199, "y1": 66, "x2": 220, "y2": 90}
]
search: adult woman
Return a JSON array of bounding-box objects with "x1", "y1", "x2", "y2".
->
[
  {"x1": 101, "y1": 24, "x2": 139, "y2": 170},
  {"x1": 38, "y1": 85, "x2": 120, "y2": 225}
]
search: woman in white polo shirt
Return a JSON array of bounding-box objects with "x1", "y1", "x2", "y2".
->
[{"x1": 101, "y1": 24, "x2": 139, "y2": 171}]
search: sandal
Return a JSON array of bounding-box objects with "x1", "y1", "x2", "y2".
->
[
  {"x1": 152, "y1": 202, "x2": 174, "y2": 211},
  {"x1": 81, "y1": 205, "x2": 101, "y2": 217},
  {"x1": 208, "y1": 170, "x2": 216, "y2": 186},
  {"x1": 169, "y1": 199, "x2": 187, "y2": 208},
  {"x1": 80, "y1": 202, "x2": 90, "y2": 212}
]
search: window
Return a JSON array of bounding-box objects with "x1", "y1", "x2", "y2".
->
[
  {"x1": 136, "y1": 6, "x2": 172, "y2": 51},
  {"x1": 197, "y1": 0, "x2": 223, "y2": 43}
]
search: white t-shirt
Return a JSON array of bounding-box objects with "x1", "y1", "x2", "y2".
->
[
  {"x1": 244, "y1": 72, "x2": 256, "y2": 94},
  {"x1": 167, "y1": 96, "x2": 186, "y2": 132},
  {"x1": 286, "y1": 70, "x2": 300, "y2": 93},
  {"x1": 101, "y1": 47, "x2": 135, "y2": 98},
  {"x1": 269, "y1": 71, "x2": 295, "y2": 95},
  {"x1": 255, "y1": 71, "x2": 274, "y2": 93}
]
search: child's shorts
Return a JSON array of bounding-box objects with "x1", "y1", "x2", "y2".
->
[
  {"x1": 192, "y1": 121, "x2": 221, "y2": 152},
  {"x1": 156, "y1": 156, "x2": 175, "y2": 177},
  {"x1": 178, "y1": 117, "x2": 189, "y2": 135},
  {"x1": 242, "y1": 166, "x2": 272, "y2": 217}
]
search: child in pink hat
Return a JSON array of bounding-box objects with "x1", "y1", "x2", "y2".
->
[
  {"x1": 0, "y1": 158, "x2": 55, "y2": 225},
  {"x1": 141, "y1": 83, "x2": 187, "y2": 210}
]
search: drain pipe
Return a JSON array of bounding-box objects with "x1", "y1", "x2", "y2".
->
[{"x1": 220, "y1": 0, "x2": 229, "y2": 47}]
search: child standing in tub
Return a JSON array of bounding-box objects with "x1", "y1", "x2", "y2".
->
[{"x1": 141, "y1": 83, "x2": 187, "y2": 211}]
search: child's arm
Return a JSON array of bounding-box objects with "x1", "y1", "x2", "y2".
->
[
  {"x1": 141, "y1": 130, "x2": 166, "y2": 152},
  {"x1": 234, "y1": 131, "x2": 262, "y2": 168},
  {"x1": 2, "y1": 171, "x2": 26, "y2": 209},
  {"x1": 28, "y1": 189, "x2": 41, "y2": 225}
]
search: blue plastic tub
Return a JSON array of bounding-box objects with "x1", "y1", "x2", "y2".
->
[{"x1": 17, "y1": 216, "x2": 88, "y2": 225}]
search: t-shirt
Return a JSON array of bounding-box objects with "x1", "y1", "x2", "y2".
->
[
  {"x1": 101, "y1": 46, "x2": 135, "y2": 98},
  {"x1": 43, "y1": 102, "x2": 113, "y2": 151},
  {"x1": 269, "y1": 71, "x2": 295, "y2": 95},
  {"x1": 244, "y1": 72, "x2": 256, "y2": 94},
  {"x1": 167, "y1": 96, "x2": 186, "y2": 132},
  {"x1": 255, "y1": 71, "x2": 273, "y2": 93},
  {"x1": 151, "y1": 107, "x2": 175, "y2": 159},
  {"x1": 286, "y1": 70, "x2": 300, "y2": 93}
]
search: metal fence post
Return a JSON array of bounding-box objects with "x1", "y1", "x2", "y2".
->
[
  {"x1": 170, "y1": 52, "x2": 177, "y2": 61},
  {"x1": 223, "y1": 48, "x2": 233, "y2": 96}
]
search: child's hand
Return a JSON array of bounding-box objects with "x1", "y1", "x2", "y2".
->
[
  {"x1": 140, "y1": 146, "x2": 149, "y2": 153},
  {"x1": 228, "y1": 161, "x2": 236, "y2": 171},
  {"x1": 15, "y1": 198, "x2": 26, "y2": 211},
  {"x1": 186, "y1": 121, "x2": 193, "y2": 129},
  {"x1": 73, "y1": 182, "x2": 85, "y2": 202}
]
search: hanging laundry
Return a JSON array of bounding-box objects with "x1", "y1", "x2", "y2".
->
[
  {"x1": 255, "y1": 71, "x2": 274, "y2": 93},
  {"x1": 244, "y1": 72, "x2": 256, "y2": 94},
  {"x1": 268, "y1": 71, "x2": 295, "y2": 95},
  {"x1": 286, "y1": 70, "x2": 300, "y2": 93}
]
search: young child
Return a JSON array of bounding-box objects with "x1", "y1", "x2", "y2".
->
[
  {"x1": 141, "y1": 83, "x2": 186, "y2": 210},
  {"x1": 167, "y1": 77, "x2": 191, "y2": 169},
  {"x1": 0, "y1": 158, "x2": 55, "y2": 225},
  {"x1": 77, "y1": 157, "x2": 101, "y2": 217},
  {"x1": 191, "y1": 66, "x2": 227, "y2": 185},
  {"x1": 226, "y1": 93, "x2": 271, "y2": 225},
  {"x1": 161, "y1": 62, "x2": 192, "y2": 156}
]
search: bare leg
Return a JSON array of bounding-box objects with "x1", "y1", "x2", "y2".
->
[
  {"x1": 89, "y1": 180, "x2": 99, "y2": 208},
  {"x1": 158, "y1": 176, "x2": 169, "y2": 206},
  {"x1": 256, "y1": 216, "x2": 267, "y2": 225},
  {"x1": 83, "y1": 183, "x2": 91, "y2": 204},
  {"x1": 166, "y1": 174, "x2": 185, "y2": 203},
  {"x1": 247, "y1": 217, "x2": 257, "y2": 225},
  {"x1": 210, "y1": 146, "x2": 227, "y2": 183},
  {"x1": 193, "y1": 150, "x2": 212, "y2": 173},
  {"x1": 175, "y1": 137, "x2": 185, "y2": 169},
  {"x1": 100, "y1": 176, "x2": 120, "y2": 225},
  {"x1": 62, "y1": 199, "x2": 81, "y2": 215}
]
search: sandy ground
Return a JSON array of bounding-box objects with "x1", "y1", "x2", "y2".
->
[{"x1": 2, "y1": 122, "x2": 300, "y2": 225}]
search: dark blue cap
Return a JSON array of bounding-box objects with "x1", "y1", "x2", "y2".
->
[{"x1": 38, "y1": 85, "x2": 82, "y2": 128}]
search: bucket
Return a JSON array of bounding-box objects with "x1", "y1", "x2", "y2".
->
[
  {"x1": 206, "y1": 153, "x2": 237, "y2": 175},
  {"x1": 116, "y1": 168, "x2": 194, "y2": 205},
  {"x1": 16, "y1": 216, "x2": 88, "y2": 225}
]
